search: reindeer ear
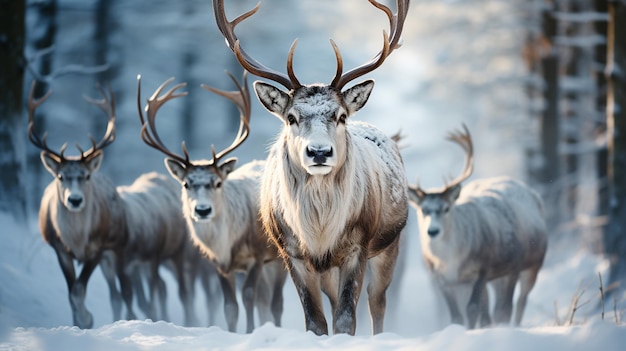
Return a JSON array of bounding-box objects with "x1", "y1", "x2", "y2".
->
[
  {"x1": 342, "y1": 80, "x2": 374, "y2": 115},
  {"x1": 407, "y1": 185, "x2": 427, "y2": 205},
  {"x1": 219, "y1": 157, "x2": 238, "y2": 178},
  {"x1": 444, "y1": 184, "x2": 462, "y2": 203},
  {"x1": 164, "y1": 158, "x2": 187, "y2": 183},
  {"x1": 254, "y1": 81, "x2": 290, "y2": 118},
  {"x1": 41, "y1": 152, "x2": 61, "y2": 176},
  {"x1": 85, "y1": 150, "x2": 104, "y2": 172}
]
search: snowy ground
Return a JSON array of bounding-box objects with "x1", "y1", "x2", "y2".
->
[{"x1": 0, "y1": 209, "x2": 624, "y2": 350}]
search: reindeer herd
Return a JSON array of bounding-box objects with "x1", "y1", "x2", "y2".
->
[{"x1": 25, "y1": 0, "x2": 548, "y2": 336}]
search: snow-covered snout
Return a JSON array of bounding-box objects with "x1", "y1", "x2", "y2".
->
[
  {"x1": 254, "y1": 83, "x2": 373, "y2": 176},
  {"x1": 42, "y1": 156, "x2": 102, "y2": 212},
  {"x1": 165, "y1": 161, "x2": 235, "y2": 223},
  {"x1": 291, "y1": 93, "x2": 344, "y2": 175},
  {"x1": 415, "y1": 194, "x2": 454, "y2": 238}
]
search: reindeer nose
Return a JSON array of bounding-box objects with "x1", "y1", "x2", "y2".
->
[
  {"x1": 306, "y1": 145, "x2": 333, "y2": 164},
  {"x1": 427, "y1": 228, "x2": 440, "y2": 237},
  {"x1": 195, "y1": 205, "x2": 212, "y2": 218},
  {"x1": 68, "y1": 196, "x2": 83, "y2": 208}
]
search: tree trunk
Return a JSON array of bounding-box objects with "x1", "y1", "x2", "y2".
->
[
  {"x1": 0, "y1": 0, "x2": 27, "y2": 220},
  {"x1": 604, "y1": 0, "x2": 626, "y2": 298},
  {"x1": 28, "y1": 0, "x2": 58, "y2": 212}
]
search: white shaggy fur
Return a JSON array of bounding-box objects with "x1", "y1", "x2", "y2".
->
[
  {"x1": 409, "y1": 138, "x2": 548, "y2": 329},
  {"x1": 38, "y1": 151, "x2": 129, "y2": 329},
  {"x1": 113, "y1": 172, "x2": 200, "y2": 326},
  {"x1": 258, "y1": 81, "x2": 409, "y2": 336}
]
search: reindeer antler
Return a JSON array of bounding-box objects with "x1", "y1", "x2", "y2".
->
[
  {"x1": 213, "y1": 0, "x2": 409, "y2": 91},
  {"x1": 27, "y1": 80, "x2": 63, "y2": 160},
  {"x1": 330, "y1": 0, "x2": 409, "y2": 90},
  {"x1": 444, "y1": 123, "x2": 474, "y2": 189},
  {"x1": 28, "y1": 80, "x2": 116, "y2": 161},
  {"x1": 213, "y1": 0, "x2": 298, "y2": 90},
  {"x1": 200, "y1": 70, "x2": 251, "y2": 169},
  {"x1": 79, "y1": 83, "x2": 117, "y2": 161},
  {"x1": 136, "y1": 75, "x2": 191, "y2": 166},
  {"x1": 137, "y1": 72, "x2": 251, "y2": 172}
]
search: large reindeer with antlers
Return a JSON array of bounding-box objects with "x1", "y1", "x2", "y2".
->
[
  {"x1": 213, "y1": 0, "x2": 410, "y2": 335},
  {"x1": 136, "y1": 71, "x2": 287, "y2": 333},
  {"x1": 407, "y1": 125, "x2": 548, "y2": 329},
  {"x1": 27, "y1": 81, "x2": 134, "y2": 328}
]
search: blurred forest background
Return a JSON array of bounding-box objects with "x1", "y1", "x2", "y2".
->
[{"x1": 1, "y1": 0, "x2": 625, "y2": 302}]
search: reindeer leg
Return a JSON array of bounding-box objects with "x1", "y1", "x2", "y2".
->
[
  {"x1": 366, "y1": 236, "x2": 399, "y2": 334},
  {"x1": 218, "y1": 272, "x2": 239, "y2": 332},
  {"x1": 50, "y1": 238, "x2": 79, "y2": 325},
  {"x1": 270, "y1": 261, "x2": 288, "y2": 327},
  {"x1": 143, "y1": 259, "x2": 160, "y2": 321},
  {"x1": 172, "y1": 254, "x2": 197, "y2": 327},
  {"x1": 493, "y1": 272, "x2": 519, "y2": 325},
  {"x1": 514, "y1": 266, "x2": 540, "y2": 326},
  {"x1": 156, "y1": 267, "x2": 169, "y2": 322},
  {"x1": 466, "y1": 270, "x2": 488, "y2": 329},
  {"x1": 478, "y1": 285, "x2": 492, "y2": 328},
  {"x1": 115, "y1": 251, "x2": 136, "y2": 321},
  {"x1": 99, "y1": 251, "x2": 122, "y2": 322},
  {"x1": 200, "y1": 261, "x2": 221, "y2": 326},
  {"x1": 242, "y1": 261, "x2": 263, "y2": 333},
  {"x1": 131, "y1": 264, "x2": 151, "y2": 318},
  {"x1": 255, "y1": 264, "x2": 273, "y2": 327},
  {"x1": 289, "y1": 258, "x2": 328, "y2": 335},
  {"x1": 334, "y1": 245, "x2": 368, "y2": 335},
  {"x1": 71, "y1": 255, "x2": 101, "y2": 329},
  {"x1": 438, "y1": 280, "x2": 464, "y2": 325}
]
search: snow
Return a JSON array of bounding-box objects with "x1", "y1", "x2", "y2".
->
[
  {"x1": 4, "y1": 0, "x2": 625, "y2": 349},
  {"x1": 1, "y1": 204, "x2": 624, "y2": 350},
  {"x1": 2, "y1": 320, "x2": 625, "y2": 351}
]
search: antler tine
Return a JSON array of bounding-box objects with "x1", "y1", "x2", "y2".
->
[
  {"x1": 27, "y1": 80, "x2": 62, "y2": 160},
  {"x1": 214, "y1": 0, "x2": 297, "y2": 90},
  {"x1": 136, "y1": 75, "x2": 191, "y2": 165},
  {"x1": 200, "y1": 71, "x2": 251, "y2": 164},
  {"x1": 332, "y1": 0, "x2": 410, "y2": 90},
  {"x1": 81, "y1": 83, "x2": 117, "y2": 159},
  {"x1": 445, "y1": 123, "x2": 474, "y2": 189}
]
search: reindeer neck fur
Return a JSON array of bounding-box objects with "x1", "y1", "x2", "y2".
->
[
  {"x1": 186, "y1": 166, "x2": 261, "y2": 272},
  {"x1": 117, "y1": 172, "x2": 186, "y2": 259},
  {"x1": 40, "y1": 172, "x2": 125, "y2": 261},
  {"x1": 268, "y1": 120, "x2": 407, "y2": 261}
]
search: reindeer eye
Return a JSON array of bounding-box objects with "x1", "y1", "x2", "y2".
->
[
  {"x1": 443, "y1": 206, "x2": 450, "y2": 213},
  {"x1": 57, "y1": 174, "x2": 64, "y2": 181},
  {"x1": 85, "y1": 174, "x2": 91, "y2": 181},
  {"x1": 215, "y1": 181, "x2": 222, "y2": 189},
  {"x1": 338, "y1": 113, "x2": 347, "y2": 124},
  {"x1": 287, "y1": 114, "x2": 297, "y2": 126},
  {"x1": 183, "y1": 182, "x2": 190, "y2": 189}
]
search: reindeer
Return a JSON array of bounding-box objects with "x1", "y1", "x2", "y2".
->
[
  {"x1": 112, "y1": 171, "x2": 200, "y2": 326},
  {"x1": 407, "y1": 125, "x2": 548, "y2": 329},
  {"x1": 27, "y1": 81, "x2": 134, "y2": 328},
  {"x1": 136, "y1": 71, "x2": 287, "y2": 333},
  {"x1": 213, "y1": 0, "x2": 410, "y2": 336}
]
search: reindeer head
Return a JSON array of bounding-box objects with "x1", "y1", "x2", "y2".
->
[
  {"x1": 213, "y1": 0, "x2": 408, "y2": 176},
  {"x1": 28, "y1": 81, "x2": 116, "y2": 212},
  {"x1": 407, "y1": 124, "x2": 474, "y2": 238},
  {"x1": 136, "y1": 72, "x2": 250, "y2": 222}
]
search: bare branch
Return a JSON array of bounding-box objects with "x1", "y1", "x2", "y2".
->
[
  {"x1": 567, "y1": 282, "x2": 588, "y2": 326},
  {"x1": 599, "y1": 272, "x2": 605, "y2": 320}
]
